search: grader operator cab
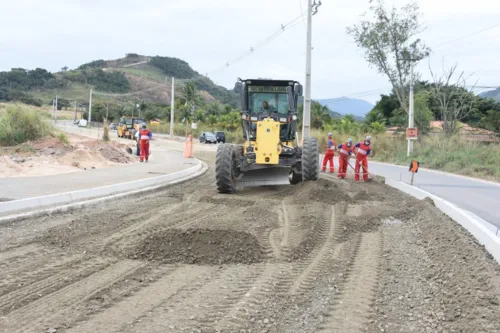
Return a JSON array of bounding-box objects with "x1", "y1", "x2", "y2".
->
[{"x1": 215, "y1": 78, "x2": 319, "y2": 193}]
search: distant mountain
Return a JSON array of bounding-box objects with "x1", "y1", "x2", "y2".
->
[
  {"x1": 479, "y1": 88, "x2": 500, "y2": 102},
  {"x1": 315, "y1": 97, "x2": 374, "y2": 119}
]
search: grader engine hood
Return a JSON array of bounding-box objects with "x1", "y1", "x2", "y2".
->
[{"x1": 255, "y1": 118, "x2": 281, "y2": 164}]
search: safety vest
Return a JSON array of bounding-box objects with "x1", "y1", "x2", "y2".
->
[
  {"x1": 327, "y1": 139, "x2": 335, "y2": 151},
  {"x1": 140, "y1": 129, "x2": 151, "y2": 141},
  {"x1": 355, "y1": 142, "x2": 371, "y2": 159}
]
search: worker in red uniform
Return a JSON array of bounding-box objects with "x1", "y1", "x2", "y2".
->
[
  {"x1": 139, "y1": 123, "x2": 152, "y2": 162},
  {"x1": 337, "y1": 138, "x2": 353, "y2": 179},
  {"x1": 322, "y1": 132, "x2": 335, "y2": 173},
  {"x1": 354, "y1": 135, "x2": 371, "y2": 181}
]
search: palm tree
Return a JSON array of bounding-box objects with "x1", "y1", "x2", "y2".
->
[
  {"x1": 334, "y1": 115, "x2": 360, "y2": 135},
  {"x1": 369, "y1": 121, "x2": 386, "y2": 134},
  {"x1": 364, "y1": 110, "x2": 386, "y2": 126},
  {"x1": 184, "y1": 82, "x2": 197, "y2": 104},
  {"x1": 343, "y1": 114, "x2": 355, "y2": 123},
  {"x1": 311, "y1": 101, "x2": 332, "y2": 129}
]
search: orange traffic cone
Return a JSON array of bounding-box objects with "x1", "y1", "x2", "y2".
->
[{"x1": 183, "y1": 134, "x2": 194, "y2": 158}]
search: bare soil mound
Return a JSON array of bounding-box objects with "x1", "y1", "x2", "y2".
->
[
  {"x1": 286, "y1": 178, "x2": 352, "y2": 204},
  {"x1": 129, "y1": 228, "x2": 263, "y2": 265},
  {"x1": 0, "y1": 133, "x2": 135, "y2": 177}
]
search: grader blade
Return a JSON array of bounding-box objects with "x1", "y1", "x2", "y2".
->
[{"x1": 237, "y1": 168, "x2": 290, "y2": 187}]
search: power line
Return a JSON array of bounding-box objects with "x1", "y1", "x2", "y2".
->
[
  {"x1": 431, "y1": 23, "x2": 500, "y2": 52},
  {"x1": 84, "y1": 11, "x2": 309, "y2": 98},
  {"x1": 298, "y1": 0, "x2": 307, "y2": 31}
]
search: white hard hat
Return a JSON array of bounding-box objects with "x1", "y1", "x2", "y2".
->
[
  {"x1": 366, "y1": 135, "x2": 371, "y2": 140},
  {"x1": 347, "y1": 138, "x2": 353, "y2": 143},
  {"x1": 327, "y1": 132, "x2": 333, "y2": 137}
]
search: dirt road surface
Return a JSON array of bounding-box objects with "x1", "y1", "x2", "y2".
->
[{"x1": 1, "y1": 153, "x2": 499, "y2": 333}]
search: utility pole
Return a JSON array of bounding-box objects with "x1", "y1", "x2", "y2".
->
[
  {"x1": 88, "y1": 89, "x2": 93, "y2": 126},
  {"x1": 73, "y1": 101, "x2": 77, "y2": 123},
  {"x1": 407, "y1": 64, "x2": 414, "y2": 157},
  {"x1": 170, "y1": 77, "x2": 175, "y2": 138},
  {"x1": 302, "y1": 0, "x2": 313, "y2": 140},
  {"x1": 52, "y1": 98, "x2": 55, "y2": 120}
]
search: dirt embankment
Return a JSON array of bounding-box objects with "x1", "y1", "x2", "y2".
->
[
  {"x1": 0, "y1": 156, "x2": 498, "y2": 332},
  {"x1": 0, "y1": 133, "x2": 135, "y2": 177}
]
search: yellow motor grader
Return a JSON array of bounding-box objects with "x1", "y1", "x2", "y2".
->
[{"x1": 215, "y1": 78, "x2": 319, "y2": 193}]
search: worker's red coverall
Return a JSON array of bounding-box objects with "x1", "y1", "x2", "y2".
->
[
  {"x1": 337, "y1": 142, "x2": 353, "y2": 179},
  {"x1": 354, "y1": 141, "x2": 371, "y2": 181},
  {"x1": 139, "y1": 129, "x2": 152, "y2": 162},
  {"x1": 322, "y1": 138, "x2": 335, "y2": 173}
]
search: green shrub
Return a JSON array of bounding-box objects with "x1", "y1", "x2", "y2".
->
[
  {"x1": 57, "y1": 132, "x2": 69, "y2": 145},
  {"x1": 0, "y1": 104, "x2": 53, "y2": 146}
]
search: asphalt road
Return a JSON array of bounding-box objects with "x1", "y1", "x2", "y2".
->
[{"x1": 358, "y1": 159, "x2": 500, "y2": 229}]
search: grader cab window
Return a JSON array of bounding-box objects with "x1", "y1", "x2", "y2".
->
[{"x1": 248, "y1": 86, "x2": 289, "y2": 114}]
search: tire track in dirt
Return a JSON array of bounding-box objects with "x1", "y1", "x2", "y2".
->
[
  {"x1": 0, "y1": 244, "x2": 41, "y2": 262},
  {"x1": 66, "y1": 265, "x2": 212, "y2": 333},
  {"x1": 0, "y1": 260, "x2": 145, "y2": 333},
  {"x1": 127, "y1": 266, "x2": 263, "y2": 332},
  {"x1": 196, "y1": 267, "x2": 264, "y2": 331},
  {"x1": 289, "y1": 205, "x2": 342, "y2": 295},
  {"x1": 318, "y1": 232, "x2": 382, "y2": 333},
  {"x1": 121, "y1": 266, "x2": 223, "y2": 332},
  {"x1": 281, "y1": 200, "x2": 290, "y2": 248},
  {"x1": 0, "y1": 246, "x2": 66, "y2": 295},
  {"x1": 213, "y1": 264, "x2": 288, "y2": 331},
  {"x1": 0, "y1": 254, "x2": 111, "y2": 315}
]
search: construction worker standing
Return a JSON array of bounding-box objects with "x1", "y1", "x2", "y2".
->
[
  {"x1": 354, "y1": 135, "x2": 372, "y2": 182},
  {"x1": 322, "y1": 132, "x2": 335, "y2": 173},
  {"x1": 337, "y1": 138, "x2": 353, "y2": 179},
  {"x1": 139, "y1": 124, "x2": 152, "y2": 162}
]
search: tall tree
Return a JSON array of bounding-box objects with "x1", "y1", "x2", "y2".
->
[
  {"x1": 429, "y1": 63, "x2": 477, "y2": 136},
  {"x1": 347, "y1": 0, "x2": 430, "y2": 115}
]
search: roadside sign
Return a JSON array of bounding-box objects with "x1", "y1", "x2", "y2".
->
[
  {"x1": 191, "y1": 122, "x2": 197, "y2": 129},
  {"x1": 406, "y1": 127, "x2": 418, "y2": 140},
  {"x1": 409, "y1": 160, "x2": 419, "y2": 173}
]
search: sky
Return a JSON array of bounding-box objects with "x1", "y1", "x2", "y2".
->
[{"x1": 1, "y1": 0, "x2": 500, "y2": 104}]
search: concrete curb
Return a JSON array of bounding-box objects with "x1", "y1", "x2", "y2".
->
[
  {"x1": 0, "y1": 158, "x2": 205, "y2": 219},
  {"x1": 0, "y1": 161, "x2": 208, "y2": 225},
  {"x1": 385, "y1": 178, "x2": 500, "y2": 264}
]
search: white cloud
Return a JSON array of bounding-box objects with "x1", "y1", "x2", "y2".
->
[{"x1": 1, "y1": 0, "x2": 499, "y2": 104}]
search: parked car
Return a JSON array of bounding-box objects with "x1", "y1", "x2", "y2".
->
[
  {"x1": 109, "y1": 123, "x2": 117, "y2": 131},
  {"x1": 199, "y1": 132, "x2": 217, "y2": 144},
  {"x1": 215, "y1": 131, "x2": 225, "y2": 143}
]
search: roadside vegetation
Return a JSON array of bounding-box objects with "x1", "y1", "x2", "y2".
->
[
  {"x1": 0, "y1": 103, "x2": 53, "y2": 146},
  {"x1": 372, "y1": 136, "x2": 500, "y2": 181}
]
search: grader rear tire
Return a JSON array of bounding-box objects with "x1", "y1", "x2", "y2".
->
[
  {"x1": 302, "y1": 136, "x2": 319, "y2": 181},
  {"x1": 216, "y1": 144, "x2": 237, "y2": 193}
]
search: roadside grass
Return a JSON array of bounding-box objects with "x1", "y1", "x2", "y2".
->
[
  {"x1": 369, "y1": 135, "x2": 500, "y2": 182},
  {"x1": 0, "y1": 103, "x2": 54, "y2": 146}
]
